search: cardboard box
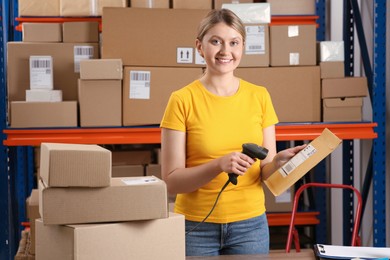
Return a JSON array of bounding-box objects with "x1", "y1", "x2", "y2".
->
[
  {"x1": 264, "y1": 128, "x2": 342, "y2": 196},
  {"x1": 240, "y1": 24, "x2": 269, "y2": 67},
  {"x1": 80, "y1": 59, "x2": 123, "y2": 79},
  {"x1": 26, "y1": 89, "x2": 62, "y2": 102},
  {"x1": 322, "y1": 97, "x2": 363, "y2": 122},
  {"x1": 112, "y1": 164, "x2": 145, "y2": 177},
  {"x1": 39, "y1": 176, "x2": 168, "y2": 225},
  {"x1": 36, "y1": 213, "x2": 185, "y2": 260},
  {"x1": 10, "y1": 101, "x2": 78, "y2": 128},
  {"x1": 26, "y1": 189, "x2": 40, "y2": 255},
  {"x1": 235, "y1": 66, "x2": 321, "y2": 122},
  {"x1": 320, "y1": 61, "x2": 345, "y2": 79},
  {"x1": 60, "y1": 0, "x2": 127, "y2": 16},
  {"x1": 270, "y1": 25, "x2": 316, "y2": 66},
  {"x1": 7, "y1": 42, "x2": 99, "y2": 102},
  {"x1": 112, "y1": 150, "x2": 153, "y2": 165},
  {"x1": 122, "y1": 66, "x2": 203, "y2": 126},
  {"x1": 130, "y1": 0, "x2": 170, "y2": 8},
  {"x1": 62, "y1": 22, "x2": 100, "y2": 43},
  {"x1": 78, "y1": 79, "x2": 122, "y2": 127},
  {"x1": 172, "y1": 0, "x2": 212, "y2": 9},
  {"x1": 214, "y1": 0, "x2": 254, "y2": 10},
  {"x1": 19, "y1": 0, "x2": 60, "y2": 16},
  {"x1": 102, "y1": 8, "x2": 209, "y2": 67},
  {"x1": 222, "y1": 3, "x2": 271, "y2": 24},
  {"x1": 321, "y1": 77, "x2": 368, "y2": 98},
  {"x1": 22, "y1": 23, "x2": 62, "y2": 42},
  {"x1": 40, "y1": 143, "x2": 111, "y2": 187},
  {"x1": 263, "y1": 184, "x2": 293, "y2": 213},
  {"x1": 267, "y1": 0, "x2": 316, "y2": 15},
  {"x1": 146, "y1": 164, "x2": 161, "y2": 179}
]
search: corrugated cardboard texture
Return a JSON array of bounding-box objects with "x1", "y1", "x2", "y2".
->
[
  {"x1": 102, "y1": 8, "x2": 209, "y2": 67},
  {"x1": 270, "y1": 24, "x2": 316, "y2": 66},
  {"x1": 78, "y1": 79, "x2": 122, "y2": 127},
  {"x1": 62, "y1": 22, "x2": 99, "y2": 43},
  {"x1": 40, "y1": 143, "x2": 111, "y2": 187},
  {"x1": 320, "y1": 61, "x2": 345, "y2": 79},
  {"x1": 60, "y1": 0, "x2": 127, "y2": 16},
  {"x1": 321, "y1": 77, "x2": 368, "y2": 98},
  {"x1": 267, "y1": 0, "x2": 316, "y2": 15},
  {"x1": 122, "y1": 66, "x2": 203, "y2": 126},
  {"x1": 264, "y1": 128, "x2": 342, "y2": 196},
  {"x1": 7, "y1": 42, "x2": 99, "y2": 102},
  {"x1": 323, "y1": 97, "x2": 363, "y2": 122},
  {"x1": 130, "y1": 0, "x2": 170, "y2": 8},
  {"x1": 22, "y1": 23, "x2": 62, "y2": 42},
  {"x1": 18, "y1": 0, "x2": 60, "y2": 16},
  {"x1": 39, "y1": 177, "x2": 168, "y2": 225},
  {"x1": 235, "y1": 66, "x2": 321, "y2": 122},
  {"x1": 80, "y1": 59, "x2": 123, "y2": 79},
  {"x1": 10, "y1": 101, "x2": 77, "y2": 128},
  {"x1": 172, "y1": 0, "x2": 212, "y2": 9},
  {"x1": 36, "y1": 213, "x2": 185, "y2": 260}
]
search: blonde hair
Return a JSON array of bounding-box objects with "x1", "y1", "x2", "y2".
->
[{"x1": 197, "y1": 9, "x2": 246, "y2": 42}]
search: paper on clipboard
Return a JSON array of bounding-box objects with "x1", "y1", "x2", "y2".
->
[{"x1": 314, "y1": 244, "x2": 390, "y2": 259}]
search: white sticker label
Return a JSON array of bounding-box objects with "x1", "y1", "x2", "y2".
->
[
  {"x1": 245, "y1": 25, "x2": 265, "y2": 55},
  {"x1": 195, "y1": 51, "x2": 206, "y2": 65},
  {"x1": 288, "y1": 26, "x2": 299, "y2": 37},
  {"x1": 279, "y1": 144, "x2": 317, "y2": 177},
  {"x1": 177, "y1": 47, "x2": 193, "y2": 64},
  {"x1": 129, "y1": 71, "x2": 151, "y2": 99},
  {"x1": 275, "y1": 188, "x2": 292, "y2": 203},
  {"x1": 121, "y1": 177, "x2": 158, "y2": 186},
  {"x1": 289, "y1": 53, "x2": 300, "y2": 65},
  {"x1": 74, "y1": 46, "x2": 94, "y2": 73},
  {"x1": 29, "y1": 56, "x2": 53, "y2": 89}
]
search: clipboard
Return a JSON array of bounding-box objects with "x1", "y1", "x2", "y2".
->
[{"x1": 314, "y1": 244, "x2": 390, "y2": 259}]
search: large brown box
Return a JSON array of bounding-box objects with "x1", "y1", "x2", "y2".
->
[
  {"x1": 22, "y1": 23, "x2": 62, "y2": 42},
  {"x1": 263, "y1": 184, "x2": 293, "y2": 213},
  {"x1": 235, "y1": 66, "x2": 321, "y2": 122},
  {"x1": 19, "y1": 0, "x2": 60, "y2": 16},
  {"x1": 26, "y1": 189, "x2": 40, "y2": 255},
  {"x1": 102, "y1": 8, "x2": 209, "y2": 67},
  {"x1": 78, "y1": 79, "x2": 122, "y2": 127},
  {"x1": 267, "y1": 0, "x2": 316, "y2": 15},
  {"x1": 36, "y1": 213, "x2": 185, "y2": 260},
  {"x1": 7, "y1": 42, "x2": 99, "y2": 102},
  {"x1": 269, "y1": 24, "x2": 316, "y2": 66},
  {"x1": 320, "y1": 61, "x2": 345, "y2": 79},
  {"x1": 62, "y1": 22, "x2": 100, "y2": 43},
  {"x1": 322, "y1": 97, "x2": 363, "y2": 122},
  {"x1": 130, "y1": 0, "x2": 170, "y2": 8},
  {"x1": 60, "y1": 0, "x2": 127, "y2": 16},
  {"x1": 264, "y1": 128, "x2": 342, "y2": 196},
  {"x1": 321, "y1": 77, "x2": 368, "y2": 98},
  {"x1": 40, "y1": 143, "x2": 111, "y2": 187},
  {"x1": 172, "y1": 0, "x2": 212, "y2": 9},
  {"x1": 122, "y1": 66, "x2": 203, "y2": 126},
  {"x1": 10, "y1": 101, "x2": 78, "y2": 128},
  {"x1": 39, "y1": 176, "x2": 168, "y2": 225}
]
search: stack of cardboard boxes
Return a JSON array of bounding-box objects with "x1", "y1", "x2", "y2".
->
[{"x1": 31, "y1": 142, "x2": 184, "y2": 259}]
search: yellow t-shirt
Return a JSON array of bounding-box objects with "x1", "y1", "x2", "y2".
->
[{"x1": 160, "y1": 79, "x2": 279, "y2": 223}]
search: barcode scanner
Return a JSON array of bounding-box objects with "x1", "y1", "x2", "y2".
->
[{"x1": 228, "y1": 143, "x2": 269, "y2": 185}]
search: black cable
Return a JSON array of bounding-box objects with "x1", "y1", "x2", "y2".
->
[{"x1": 185, "y1": 178, "x2": 232, "y2": 235}]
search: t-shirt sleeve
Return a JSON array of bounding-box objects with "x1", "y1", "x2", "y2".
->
[
  {"x1": 262, "y1": 89, "x2": 279, "y2": 128},
  {"x1": 160, "y1": 92, "x2": 186, "y2": 132}
]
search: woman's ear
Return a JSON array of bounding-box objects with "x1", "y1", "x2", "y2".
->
[{"x1": 195, "y1": 39, "x2": 204, "y2": 58}]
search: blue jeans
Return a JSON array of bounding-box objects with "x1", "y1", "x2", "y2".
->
[{"x1": 185, "y1": 214, "x2": 270, "y2": 256}]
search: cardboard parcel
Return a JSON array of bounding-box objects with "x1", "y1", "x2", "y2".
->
[{"x1": 264, "y1": 128, "x2": 342, "y2": 196}]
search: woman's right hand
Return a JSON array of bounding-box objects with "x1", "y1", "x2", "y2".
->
[{"x1": 218, "y1": 152, "x2": 256, "y2": 176}]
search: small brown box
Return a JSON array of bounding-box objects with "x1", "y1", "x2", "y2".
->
[
  {"x1": 172, "y1": 0, "x2": 212, "y2": 9},
  {"x1": 322, "y1": 97, "x2": 363, "y2": 122},
  {"x1": 321, "y1": 77, "x2": 368, "y2": 98},
  {"x1": 19, "y1": 0, "x2": 60, "y2": 16},
  {"x1": 320, "y1": 61, "x2": 345, "y2": 79},
  {"x1": 62, "y1": 22, "x2": 99, "y2": 43},
  {"x1": 80, "y1": 59, "x2": 123, "y2": 80},
  {"x1": 130, "y1": 0, "x2": 170, "y2": 8},
  {"x1": 22, "y1": 23, "x2": 62, "y2": 42}
]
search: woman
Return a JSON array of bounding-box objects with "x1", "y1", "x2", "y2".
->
[{"x1": 160, "y1": 9, "x2": 305, "y2": 256}]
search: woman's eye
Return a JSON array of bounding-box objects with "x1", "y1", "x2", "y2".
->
[
  {"x1": 231, "y1": 41, "x2": 239, "y2": 46},
  {"x1": 211, "y1": 39, "x2": 221, "y2": 45}
]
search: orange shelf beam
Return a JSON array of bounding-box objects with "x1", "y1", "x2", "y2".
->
[
  {"x1": 2, "y1": 122, "x2": 377, "y2": 146},
  {"x1": 15, "y1": 17, "x2": 102, "y2": 31}
]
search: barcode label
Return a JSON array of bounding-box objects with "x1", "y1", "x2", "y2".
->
[
  {"x1": 245, "y1": 25, "x2": 265, "y2": 55},
  {"x1": 74, "y1": 46, "x2": 94, "y2": 73},
  {"x1": 29, "y1": 56, "x2": 53, "y2": 89},
  {"x1": 31, "y1": 59, "x2": 51, "y2": 69},
  {"x1": 129, "y1": 71, "x2": 151, "y2": 99},
  {"x1": 121, "y1": 177, "x2": 158, "y2": 186},
  {"x1": 279, "y1": 145, "x2": 317, "y2": 177}
]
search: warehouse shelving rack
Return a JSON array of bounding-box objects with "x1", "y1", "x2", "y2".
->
[{"x1": 0, "y1": 0, "x2": 386, "y2": 259}]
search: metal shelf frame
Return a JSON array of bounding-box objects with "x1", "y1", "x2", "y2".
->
[{"x1": 0, "y1": 0, "x2": 386, "y2": 259}]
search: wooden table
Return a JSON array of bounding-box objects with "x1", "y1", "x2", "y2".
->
[{"x1": 186, "y1": 249, "x2": 315, "y2": 259}]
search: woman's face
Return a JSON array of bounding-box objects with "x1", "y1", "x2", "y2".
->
[{"x1": 196, "y1": 22, "x2": 244, "y2": 75}]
